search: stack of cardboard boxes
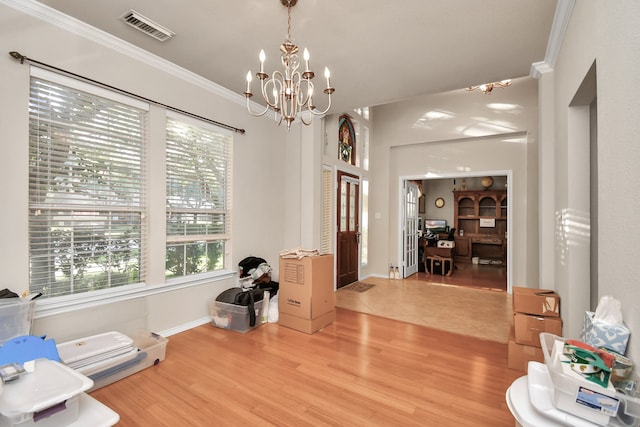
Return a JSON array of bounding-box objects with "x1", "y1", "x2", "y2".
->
[
  {"x1": 278, "y1": 254, "x2": 335, "y2": 334},
  {"x1": 508, "y1": 286, "x2": 562, "y2": 372}
]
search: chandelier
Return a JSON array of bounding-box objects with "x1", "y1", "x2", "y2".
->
[
  {"x1": 243, "y1": 0, "x2": 335, "y2": 129},
  {"x1": 466, "y1": 79, "x2": 512, "y2": 94}
]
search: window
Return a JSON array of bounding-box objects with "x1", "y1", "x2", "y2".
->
[
  {"x1": 165, "y1": 115, "x2": 232, "y2": 278},
  {"x1": 28, "y1": 69, "x2": 147, "y2": 298},
  {"x1": 361, "y1": 178, "x2": 369, "y2": 265},
  {"x1": 361, "y1": 126, "x2": 370, "y2": 171},
  {"x1": 27, "y1": 67, "x2": 234, "y2": 300},
  {"x1": 353, "y1": 106, "x2": 369, "y2": 120}
]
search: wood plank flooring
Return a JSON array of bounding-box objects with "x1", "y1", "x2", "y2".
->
[
  {"x1": 417, "y1": 262, "x2": 508, "y2": 291},
  {"x1": 90, "y1": 308, "x2": 522, "y2": 426}
]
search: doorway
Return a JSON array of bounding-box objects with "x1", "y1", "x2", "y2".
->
[
  {"x1": 404, "y1": 181, "x2": 420, "y2": 277},
  {"x1": 401, "y1": 173, "x2": 512, "y2": 291},
  {"x1": 336, "y1": 171, "x2": 360, "y2": 288}
]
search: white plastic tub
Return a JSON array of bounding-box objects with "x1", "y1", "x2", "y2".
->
[
  {"x1": 539, "y1": 332, "x2": 640, "y2": 426},
  {"x1": 0, "y1": 359, "x2": 93, "y2": 427},
  {"x1": 57, "y1": 331, "x2": 136, "y2": 371}
]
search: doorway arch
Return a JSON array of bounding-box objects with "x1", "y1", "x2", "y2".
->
[{"x1": 399, "y1": 170, "x2": 514, "y2": 293}]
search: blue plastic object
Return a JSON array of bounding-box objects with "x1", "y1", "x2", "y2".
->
[{"x1": 0, "y1": 335, "x2": 60, "y2": 365}]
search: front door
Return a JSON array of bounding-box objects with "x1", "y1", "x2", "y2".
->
[
  {"x1": 336, "y1": 171, "x2": 360, "y2": 288},
  {"x1": 404, "y1": 181, "x2": 420, "y2": 277}
]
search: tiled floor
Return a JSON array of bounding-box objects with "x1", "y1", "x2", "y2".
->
[{"x1": 335, "y1": 264, "x2": 512, "y2": 343}]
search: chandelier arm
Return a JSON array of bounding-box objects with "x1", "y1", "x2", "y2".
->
[
  {"x1": 260, "y1": 77, "x2": 281, "y2": 108},
  {"x1": 309, "y1": 91, "x2": 332, "y2": 115},
  {"x1": 298, "y1": 112, "x2": 312, "y2": 126},
  {"x1": 245, "y1": 96, "x2": 272, "y2": 117},
  {"x1": 294, "y1": 73, "x2": 311, "y2": 107}
]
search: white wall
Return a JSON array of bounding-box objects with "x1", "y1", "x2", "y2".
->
[
  {"x1": 369, "y1": 77, "x2": 540, "y2": 288},
  {"x1": 322, "y1": 111, "x2": 372, "y2": 279},
  {"x1": 540, "y1": 0, "x2": 640, "y2": 357},
  {"x1": 0, "y1": 2, "x2": 290, "y2": 339}
]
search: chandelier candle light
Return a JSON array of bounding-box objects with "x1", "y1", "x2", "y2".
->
[{"x1": 243, "y1": 0, "x2": 335, "y2": 129}]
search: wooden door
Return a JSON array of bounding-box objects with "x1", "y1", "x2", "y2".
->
[{"x1": 336, "y1": 171, "x2": 360, "y2": 288}]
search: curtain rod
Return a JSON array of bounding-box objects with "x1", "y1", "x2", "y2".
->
[{"x1": 9, "y1": 51, "x2": 246, "y2": 134}]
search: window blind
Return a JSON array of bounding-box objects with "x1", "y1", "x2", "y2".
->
[
  {"x1": 320, "y1": 168, "x2": 333, "y2": 254},
  {"x1": 165, "y1": 114, "x2": 232, "y2": 277},
  {"x1": 28, "y1": 71, "x2": 147, "y2": 298}
]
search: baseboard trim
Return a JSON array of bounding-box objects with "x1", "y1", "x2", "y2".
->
[{"x1": 158, "y1": 316, "x2": 211, "y2": 337}]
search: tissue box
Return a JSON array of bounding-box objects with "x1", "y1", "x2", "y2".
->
[{"x1": 582, "y1": 311, "x2": 630, "y2": 355}]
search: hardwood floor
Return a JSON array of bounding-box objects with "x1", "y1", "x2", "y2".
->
[
  {"x1": 418, "y1": 261, "x2": 507, "y2": 291},
  {"x1": 90, "y1": 309, "x2": 522, "y2": 426}
]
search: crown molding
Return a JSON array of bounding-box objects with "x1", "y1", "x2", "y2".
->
[
  {"x1": 530, "y1": 0, "x2": 576, "y2": 79},
  {"x1": 1, "y1": 0, "x2": 245, "y2": 107},
  {"x1": 530, "y1": 61, "x2": 554, "y2": 79}
]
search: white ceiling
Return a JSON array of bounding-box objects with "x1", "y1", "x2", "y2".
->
[{"x1": 34, "y1": 0, "x2": 558, "y2": 114}]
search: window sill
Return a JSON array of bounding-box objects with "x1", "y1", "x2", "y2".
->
[{"x1": 34, "y1": 270, "x2": 236, "y2": 319}]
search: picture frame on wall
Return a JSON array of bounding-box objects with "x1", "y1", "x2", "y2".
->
[{"x1": 419, "y1": 195, "x2": 426, "y2": 213}]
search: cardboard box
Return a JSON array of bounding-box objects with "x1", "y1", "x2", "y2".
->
[
  {"x1": 508, "y1": 327, "x2": 544, "y2": 372},
  {"x1": 508, "y1": 340, "x2": 545, "y2": 372},
  {"x1": 279, "y1": 310, "x2": 336, "y2": 334},
  {"x1": 512, "y1": 286, "x2": 560, "y2": 317},
  {"x1": 279, "y1": 254, "x2": 335, "y2": 320},
  {"x1": 514, "y1": 312, "x2": 562, "y2": 347},
  {"x1": 582, "y1": 311, "x2": 630, "y2": 355}
]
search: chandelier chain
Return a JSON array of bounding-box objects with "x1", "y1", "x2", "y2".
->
[{"x1": 287, "y1": 4, "x2": 292, "y2": 42}]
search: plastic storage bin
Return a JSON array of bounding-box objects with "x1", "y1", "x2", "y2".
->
[
  {"x1": 57, "y1": 331, "x2": 136, "y2": 372},
  {"x1": 540, "y1": 332, "x2": 640, "y2": 426},
  {"x1": 88, "y1": 332, "x2": 168, "y2": 392},
  {"x1": 209, "y1": 299, "x2": 264, "y2": 333},
  {"x1": 0, "y1": 359, "x2": 93, "y2": 427},
  {"x1": 70, "y1": 394, "x2": 119, "y2": 427},
  {"x1": 0, "y1": 300, "x2": 35, "y2": 346}
]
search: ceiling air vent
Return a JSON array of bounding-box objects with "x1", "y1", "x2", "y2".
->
[{"x1": 120, "y1": 10, "x2": 175, "y2": 42}]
